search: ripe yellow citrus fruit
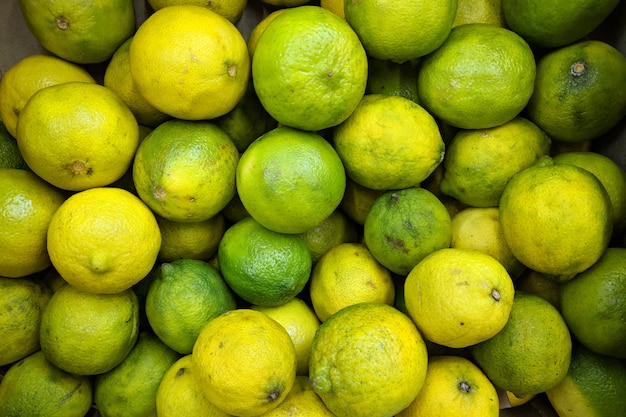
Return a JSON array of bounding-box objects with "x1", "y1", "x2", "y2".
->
[
  {"x1": 156, "y1": 213, "x2": 226, "y2": 262},
  {"x1": 365, "y1": 58, "x2": 421, "y2": 104},
  {"x1": 502, "y1": 0, "x2": 621, "y2": 48},
  {"x1": 299, "y1": 209, "x2": 359, "y2": 263},
  {"x1": 344, "y1": 0, "x2": 457, "y2": 62},
  {"x1": 439, "y1": 117, "x2": 551, "y2": 207},
  {"x1": 363, "y1": 187, "x2": 452, "y2": 275},
  {"x1": 453, "y1": 0, "x2": 506, "y2": 27},
  {"x1": 309, "y1": 302, "x2": 428, "y2": 417},
  {"x1": 156, "y1": 354, "x2": 231, "y2": 417},
  {"x1": 404, "y1": 248, "x2": 515, "y2": 348},
  {"x1": 526, "y1": 40, "x2": 626, "y2": 143},
  {"x1": 39, "y1": 284, "x2": 140, "y2": 375},
  {"x1": 236, "y1": 127, "x2": 346, "y2": 234},
  {"x1": 217, "y1": 216, "x2": 312, "y2": 306},
  {"x1": 0, "y1": 277, "x2": 52, "y2": 366},
  {"x1": 16, "y1": 82, "x2": 139, "y2": 191},
  {"x1": 192, "y1": 309, "x2": 297, "y2": 417},
  {"x1": 147, "y1": 0, "x2": 248, "y2": 23},
  {"x1": 17, "y1": 0, "x2": 135, "y2": 64},
  {"x1": 332, "y1": 94, "x2": 445, "y2": 190},
  {"x1": 499, "y1": 157, "x2": 613, "y2": 280},
  {"x1": 320, "y1": 0, "x2": 345, "y2": 19},
  {"x1": 0, "y1": 168, "x2": 66, "y2": 278},
  {"x1": 252, "y1": 6, "x2": 368, "y2": 131},
  {"x1": 309, "y1": 243, "x2": 395, "y2": 322},
  {"x1": 546, "y1": 343, "x2": 626, "y2": 417},
  {"x1": 0, "y1": 351, "x2": 93, "y2": 417},
  {"x1": 471, "y1": 291, "x2": 572, "y2": 397},
  {"x1": 47, "y1": 187, "x2": 161, "y2": 294},
  {"x1": 0, "y1": 54, "x2": 95, "y2": 137},
  {"x1": 260, "y1": 375, "x2": 337, "y2": 416},
  {"x1": 132, "y1": 120, "x2": 239, "y2": 222},
  {"x1": 559, "y1": 248, "x2": 626, "y2": 359},
  {"x1": 396, "y1": 355, "x2": 500, "y2": 417},
  {"x1": 251, "y1": 298, "x2": 321, "y2": 376},
  {"x1": 417, "y1": 23, "x2": 536, "y2": 129},
  {"x1": 94, "y1": 331, "x2": 180, "y2": 417},
  {"x1": 130, "y1": 5, "x2": 250, "y2": 120},
  {"x1": 104, "y1": 37, "x2": 170, "y2": 127},
  {"x1": 145, "y1": 259, "x2": 237, "y2": 354},
  {"x1": 246, "y1": 8, "x2": 288, "y2": 58}
]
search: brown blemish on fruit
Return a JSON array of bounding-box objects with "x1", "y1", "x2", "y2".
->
[
  {"x1": 570, "y1": 61, "x2": 587, "y2": 77},
  {"x1": 385, "y1": 235, "x2": 409, "y2": 254},
  {"x1": 176, "y1": 367, "x2": 186, "y2": 377},
  {"x1": 267, "y1": 390, "x2": 281, "y2": 402},
  {"x1": 459, "y1": 381, "x2": 471, "y2": 393},
  {"x1": 227, "y1": 63, "x2": 237, "y2": 78},
  {"x1": 491, "y1": 288, "x2": 501, "y2": 302},
  {"x1": 56, "y1": 16, "x2": 69, "y2": 30},
  {"x1": 154, "y1": 185, "x2": 166, "y2": 200}
]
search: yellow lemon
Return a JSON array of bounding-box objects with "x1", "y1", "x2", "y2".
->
[
  {"x1": 404, "y1": 248, "x2": 515, "y2": 348},
  {"x1": 363, "y1": 187, "x2": 452, "y2": 275},
  {"x1": 309, "y1": 243, "x2": 395, "y2": 322},
  {"x1": 396, "y1": 355, "x2": 500, "y2": 417},
  {"x1": 0, "y1": 277, "x2": 52, "y2": 366},
  {"x1": 0, "y1": 168, "x2": 66, "y2": 278},
  {"x1": 309, "y1": 302, "x2": 428, "y2": 417},
  {"x1": 332, "y1": 94, "x2": 445, "y2": 190},
  {"x1": 147, "y1": 0, "x2": 248, "y2": 23},
  {"x1": 40, "y1": 284, "x2": 140, "y2": 375},
  {"x1": 94, "y1": 331, "x2": 180, "y2": 417},
  {"x1": 0, "y1": 351, "x2": 93, "y2": 417},
  {"x1": 132, "y1": 119, "x2": 239, "y2": 222},
  {"x1": 16, "y1": 82, "x2": 139, "y2": 191},
  {"x1": 47, "y1": 187, "x2": 161, "y2": 294},
  {"x1": 130, "y1": 5, "x2": 250, "y2": 120},
  {"x1": 505, "y1": 391, "x2": 535, "y2": 407},
  {"x1": 299, "y1": 209, "x2": 359, "y2": 263},
  {"x1": 260, "y1": 375, "x2": 336, "y2": 416},
  {"x1": 236, "y1": 126, "x2": 346, "y2": 234},
  {"x1": 344, "y1": 0, "x2": 457, "y2": 62},
  {"x1": 145, "y1": 259, "x2": 237, "y2": 354},
  {"x1": 417, "y1": 23, "x2": 536, "y2": 129},
  {"x1": 252, "y1": 298, "x2": 321, "y2": 375},
  {"x1": 320, "y1": 0, "x2": 345, "y2": 19},
  {"x1": 246, "y1": 8, "x2": 288, "y2": 58},
  {"x1": 156, "y1": 355, "x2": 231, "y2": 417},
  {"x1": 0, "y1": 54, "x2": 95, "y2": 137},
  {"x1": 192, "y1": 309, "x2": 297, "y2": 417},
  {"x1": 156, "y1": 213, "x2": 226, "y2": 262},
  {"x1": 453, "y1": 0, "x2": 506, "y2": 27},
  {"x1": 499, "y1": 157, "x2": 613, "y2": 280},
  {"x1": 471, "y1": 291, "x2": 572, "y2": 397},
  {"x1": 17, "y1": 0, "x2": 135, "y2": 64},
  {"x1": 252, "y1": 6, "x2": 368, "y2": 131}
]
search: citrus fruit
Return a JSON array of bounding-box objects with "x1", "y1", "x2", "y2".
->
[
  {"x1": 0, "y1": 277, "x2": 52, "y2": 366},
  {"x1": 130, "y1": 5, "x2": 250, "y2": 120},
  {"x1": 236, "y1": 126, "x2": 346, "y2": 234},
  {"x1": 299, "y1": 209, "x2": 359, "y2": 263},
  {"x1": 0, "y1": 351, "x2": 93, "y2": 417},
  {"x1": 320, "y1": 0, "x2": 345, "y2": 19},
  {"x1": 0, "y1": 168, "x2": 66, "y2": 278},
  {"x1": 365, "y1": 58, "x2": 421, "y2": 104},
  {"x1": 502, "y1": 0, "x2": 621, "y2": 48},
  {"x1": 39, "y1": 284, "x2": 140, "y2": 375},
  {"x1": 261, "y1": 0, "x2": 310, "y2": 6},
  {"x1": 0, "y1": 54, "x2": 95, "y2": 138},
  {"x1": 260, "y1": 375, "x2": 337, "y2": 417},
  {"x1": 94, "y1": 331, "x2": 180, "y2": 417},
  {"x1": 498, "y1": 157, "x2": 613, "y2": 280},
  {"x1": 439, "y1": 117, "x2": 551, "y2": 207},
  {"x1": 450, "y1": 207, "x2": 526, "y2": 279},
  {"x1": 309, "y1": 243, "x2": 395, "y2": 322},
  {"x1": 246, "y1": 8, "x2": 288, "y2": 58},
  {"x1": 505, "y1": 391, "x2": 535, "y2": 408},
  {"x1": 221, "y1": 192, "x2": 250, "y2": 223},
  {"x1": 17, "y1": 0, "x2": 135, "y2": 64},
  {"x1": 146, "y1": 0, "x2": 248, "y2": 23},
  {"x1": 145, "y1": 259, "x2": 237, "y2": 354},
  {"x1": 16, "y1": 82, "x2": 139, "y2": 191},
  {"x1": 559, "y1": 248, "x2": 626, "y2": 359},
  {"x1": 191, "y1": 308, "x2": 297, "y2": 417},
  {"x1": 546, "y1": 343, "x2": 626, "y2": 417},
  {"x1": 217, "y1": 216, "x2": 312, "y2": 306},
  {"x1": 104, "y1": 37, "x2": 170, "y2": 127},
  {"x1": 156, "y1": 213, "x2": 226, "y2": 262},
  {"x1": 339, "y1": 177, "x2": 385, "y2": 225},
  {"x1": 252, "y1": 6, "x2": 368, "y2": 131},
  {"x1": 526, "y1": 40, "x2": 626, "y2": 143},
  {"x1": 363, "y1": 187, "x2": 452, "y2": 275},
  {"x1": 514, "y1": 269, "x2": 561, "y2": 309},
  {"x1": 132, "y1": 119, "x2": 239, "y2": 222},
  {"x1": 396, "y1": 355, "x2": 499, "y2": 417},
  {"x1": 471, "y1": 291, "x2": 572, "y2": 397},
  {"x1": 417, "y1": 23, "x2": 536, "y2": 129},
  {"x1": 332, "y1": 94, "x2": 445, "y2": 190},
  {"x1": 344, "y1": 0, "x2": 457, "y2": 62},
  {"x1": 453, "y1": 0, "x2": 506, "y2": 27},
  {"x1": 251, "y1": 298, "x2": 321, "y2": 375},
  {"x1": 47, "y1": 187, "x2": 161, "y2": 294},
  {"x1": 404, "y1": 248, "x2": 515, "y2": 348},
  {"x1": 309, "y1": 302, "x2": 428, "y2": 417},
  {"x1": 0, "y1": 121, "x2": 27, "y2": 170}
]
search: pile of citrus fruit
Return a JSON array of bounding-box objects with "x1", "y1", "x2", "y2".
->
[{"x1": 1, "y1": 0, "x2": 625, "y2": 416}]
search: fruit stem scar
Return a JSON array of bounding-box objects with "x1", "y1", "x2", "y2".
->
[
  {"x1": 267, "y1": 389, "x2": 281, "y2": 402},
  {"x1": 227, "y1": 63, "x2": 237, "y2": 78},
  {"x1": 570, "y1": 61, "x2": 587, "y2": 77},
  {"x1": 459, "y1": 381, "x2": 471, "y2": 393},
  {"x1": 56, "y1": 16, "x2": 70, "y2": 30},
  {"x1": 154, "y1": 185, "x2": 166, "y2": 200},
  {"x1": 491, "y1": 288, "x2": 501, "y2": 302}
]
